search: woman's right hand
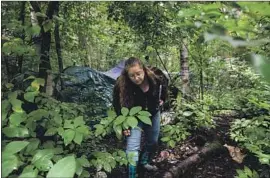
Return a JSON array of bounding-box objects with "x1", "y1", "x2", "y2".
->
[{"x1": 123, "y1": 129, "x2": 131, "y2": 136}]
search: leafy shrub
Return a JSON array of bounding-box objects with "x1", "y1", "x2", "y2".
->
[
  {"x1": 235, "y1": 166, "x2": 259, "y2": 178},
  {"x1": 94, "y1": 106, "x2": 152, "y2": 140},
  {"x1": 230, "y1": 85, "x2": 270, "y2": 166},
  {"x1": 2, "y1": 77, "x2": 145, "y2": 177}
]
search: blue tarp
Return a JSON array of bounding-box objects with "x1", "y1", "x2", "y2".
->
[{"x1": 102, "y1": 60, "x2": 125, "y2": 80}]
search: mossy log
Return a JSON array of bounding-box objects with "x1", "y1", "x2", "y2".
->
[{"x1": 162, "y1": 140, "x2": 226, "y2": 178}]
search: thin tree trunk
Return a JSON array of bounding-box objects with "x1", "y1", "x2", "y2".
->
[
  {"x1": 18, "y1": 1, "x2": 26, "y2": 73},
  {"x1": 54, "y1": 2, "x2": 64, "y2": 90},
  {"x1": 30, "y1": 1, "x2": 58, "y2": 93},
  {"x1": 200, "y1": 58, "x2": 204, "y2": 100},
  {"x1": 180, "y1": 39, "x2": 190, "y2": 96}
]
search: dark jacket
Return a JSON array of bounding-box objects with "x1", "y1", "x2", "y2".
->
[{"x1": 113, "y1": 72, "x2": 168, "y2": 116}]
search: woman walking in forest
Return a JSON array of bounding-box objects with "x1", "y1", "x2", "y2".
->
[{"x1": 113, "y1": 57, "x2": 168, "y2": 178}]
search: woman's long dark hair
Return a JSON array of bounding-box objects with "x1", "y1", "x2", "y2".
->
[{"x1": 116, "y1": 57, "x2": 157, "y2": 108}]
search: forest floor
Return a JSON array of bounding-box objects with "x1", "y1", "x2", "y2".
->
[{"x1": 107, "y1": 115, "x2": 265, "y2": 178}]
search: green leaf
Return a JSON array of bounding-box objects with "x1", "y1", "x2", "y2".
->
[
  {"x1": 74, "y1": 116, "x2": 85, "y2": 127},
  {"x1": 46, "y1": 155, "x2": 76, "y2": 178},
  {"x1": 138, "y1": 111, "x2": 152, "y2": 117},
  {"x1": 32, "y1": 149, "x2": 54, "y2": 164},
  {"x1": 76, "y1": 126, "x2": 89, "y2": 136},
  {"x1": 114, "y1": 125, "x2": 122, "y2": 140},
  {"x1": 122, "y1": 121, "x2": 129, "y2": 130},
  {"x1": 76, "y1": 161, "x2": 83, "y2": 176},
  {"x1": 64, "y1": 120, "x2": 74, "y2": 129},
  {"x1": 183, "y1": 111, "x2": 194, "y2": 117},
  {"x1": 1, "y1": 100, "x2": 11, "y2": 121},
  {"x1": 74, "y1": 132, "x2": 83, "y2": 145},
  {"x1": 25, "y1": 138, "x2": 40, "y2": 154},
  {"x1": 9, "y1": 112, "x2": 27, "y2": 126},
  {"x1": 2, "y1": 153, "x2": 19, "y2": 178},
  {"x1": 23, "y1": 75, "x2": 36, "y2": 81},
  {"x1": 77, "y1": 156, "x2": 90, "y2": 167},
  {"x1": 63, "y1": 129, "x2": 75, "y2": 146},
  {"x1": 103, "y1": 161, "x2": 112, "y2": 172},
  {"x1": 8, "y1": 91, "x2": 18, "y2": 100},
  {"x1": 3, "y1": 126, "x2": 29, "y2": 138},
  {"x1": 9, "y1": 98, "x2": 24, "y2": 113},
  {"x1": 121, "y1": 107, "x2": 129, "y2": 116},
  {"x1": 161, "y1": 137, "x2": 170, "y2": 142},
  {"x1": 79, "y1": 170, "x2": 90, "y2": 178},
  {"x1": 137, "y1": 115, "x2": 152, "y2": 125},
  {"x1": 35, "y1": 158, "x2": 53, "y2": 171},
  {"x1": 24, "y1": 91, "x2": 39, "y2": 102},
  {"x1": 28, "y1": 109, "x2": 49, "y2": 121},
  {"x1": 114, "y1": 115, "x2": 126, "y2": 125},
  {"x1": 43, "y1": 20, "x2": 53, "y2": 32},
  {"x1": 126, "y1": 116, "x2": 138, "y2": 128},
  {"x1": 19, "y1": 165, "x2": 38, "y2": 178},
  {"x1": 45, "y1": 127, "x2": 58, "y2": 136},
  {"x1": 5, "y1": 83, "x2": 14, "y2": 89},
  {"x1": 35, "y1": 12, "x2": 47, "y2": 18},
  {"x1": 30, "y1": 25, "x2": 41, "y2": 36},
  {"x1": 4, "y1": 141, "x2": 29, "y2": 154},
  {"x1": 129, "y1": 106, "x2": 142, "y2": 116},
  {"x1": 251, "y1": 54, "x2": 270, "y2": 83},
  {"x1": 107, "y1": 109, "x2": 117, "y2": 118},
  {"x1": 168, "y1": 140, "x2": 176, "y2": 148}
]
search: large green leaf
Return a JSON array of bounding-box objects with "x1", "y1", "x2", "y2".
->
[
  {"x1": 4, "y1": 141, "x2": 29, "y2": 155},
  {"x1": 126, "y1": 116, "x2": 138, "y2": 128},
  {"x1": 74, "y1": 116, "x2": 85, "y2": 127},
  {"x1": 2, "y1": 153, "x2": 19, "y2": 178},
  {"x1": 24, "y1": 91, "x2": 39, "y2": 103},
  {"x1": 1, "y1": 100, "x2": 11, "y2": 121},
  {"x1": 3, "y1": 126, "x2": 29, "y2": 138},
  {"x1": 46, "y1": 155, "x2": 76, "y2": 178},
  {"x1": 9, "y1": 112, "x2": 27, "y2": 126},
  {"x1": 77, "y1": 156, "x2": 90, "y2": 167},
  {"x1": 121, "y1": 107, "x2": 129, "y2": 116},
  {"x1": 9, "y1": 98, "x2": 24, "y2": 113},
  {"x1": 114, "y1": 115, "x2": 126, "y2": 125},
  {"x1": 107, "y1": 109, "x2": 117, "y2": 118},
  {"x1": 73, "y1": 131, "x2": 83, "y2": 145},
  {"x1": 137, "y1": 115, "x2": 152, "y2": 125},
  {"x1": 251, "y1": 54, "x2": 270, "y2": 83},
  {"x1": 28, "y1": 109, "x2": 49, "y2": 121},
  {"x1": 19, "y1": 165, "x2": 38, "y2": 178},
  {"x1": 63, "y1": 129, "x2": 75, "y2": 145},
  {"x1": 43, "y1": 20, "x2": 53, "y2": 32},
  {"x1": 45, "y1": 127, "x2": 58, "y2": 136},
  {"x1": 138, "y1": 111, "x2": 152, "y2": 117},
  {"x1": 25, "y1": 138, "x2": 40, "y2": 154},
  {"x1": 129, "y1": 106, "x2": 142, "y2": 116},
  {"x1": 114, "y1": 125, "x2": 122, "y2": 140},
  {"x1": 35, "y1": 158, "x2": 53, "y2": 171},
  {"x1": 32, "y1": 149, "x2": 54, "y2": 164},
  {"x1": 32, "y1": 149, "x2": 54, "y2": 171}
]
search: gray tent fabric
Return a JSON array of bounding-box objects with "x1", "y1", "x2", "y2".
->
[
  {"x1": 102, "y1": 60, "x2": 125, "y2": 80},
  {"x1": 58, "y1": 66, "x2": 116, "y2": 117}
]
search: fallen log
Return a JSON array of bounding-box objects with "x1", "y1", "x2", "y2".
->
[{"x1": 162, "y1": 140, "x2": 226, "y2": 178}]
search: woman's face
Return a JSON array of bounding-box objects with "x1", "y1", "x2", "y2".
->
[{"x1": 127, "y1": 64, "x2": 145, "y2": 85}]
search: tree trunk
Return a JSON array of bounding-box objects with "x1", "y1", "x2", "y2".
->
[
  {"x1": 54, "y1": 1, "x2": 64, "y2": 90},
  {"x1": 199, "y1": 58, "x2": 204, "y2": 100},
  {"x1": 180, "y1": 39, "x2": 190, "y2": 96},
  {"x1": 30, "y1": 1, "x2": 58, "y2": 93},
  {"x1": 18, "y1": 1, "x2": 26, "y2": 73},
  {"x1": 162, "y1": 141, "x2": 225, "y2": 178}
]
